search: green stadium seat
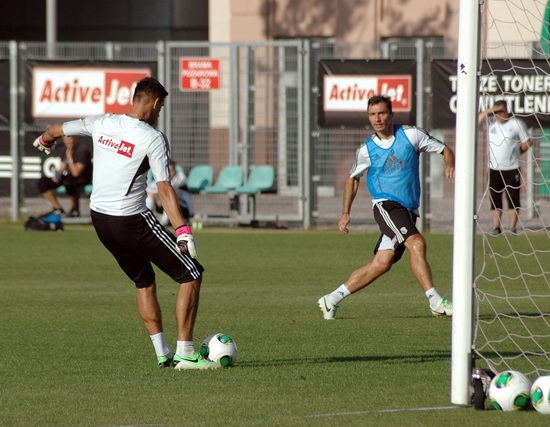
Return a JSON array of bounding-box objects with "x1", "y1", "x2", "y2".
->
[
  {"x1": 235, "y1": 165, "x2": 275, "y2": 195},
  {"x1": 235, "y1": 165, "x2": 276, "y2": 219},
  {"x1": 186, "y1": 165, "x2": 214, "y2": 193},
  {"x1": 204, "y1": 165, "x2": 244, "y2": 194}
]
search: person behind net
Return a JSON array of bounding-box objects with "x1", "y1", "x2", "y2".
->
[
  {"x1": 36, "y1": 135, "x2": 92, "y2": 217},
  {"x1": 478, "y1": 100, "x2": 532, "y2": 236},
  {"x1": 146, "y1": 159, "x2": 194, "y2": 226},
  {"x1": 317, "y1": 95, "x2": 455, "y2": 320},
  {"x1": 33, "y1": 77, "x2": 217, "y2": 369}
]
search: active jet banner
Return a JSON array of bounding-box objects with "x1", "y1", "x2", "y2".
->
[
  {"x1": 431, "y1": 59, "x2": 550, "y2": 128},
  {"x1": 25, "y1": 61, "x2": 157, "y2": 124},
  {"x1": 4, "y1": 61, "x2": 157, "y2": 197},
  {"x1": 318, "y1": 59, "x2": 416, "y2": 128}
]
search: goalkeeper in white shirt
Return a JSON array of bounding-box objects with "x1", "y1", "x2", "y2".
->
[{"x1": 33, "y1": 77, "x2": 216, "y2": 370}]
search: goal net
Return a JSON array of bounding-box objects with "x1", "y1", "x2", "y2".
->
[{"x1": 473, "y1": 0, "x2": 550, "y2": 379}]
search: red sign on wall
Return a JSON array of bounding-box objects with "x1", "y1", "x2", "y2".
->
[{"x1": 180, "y1": 58, "x2": 220, "y2": 91}]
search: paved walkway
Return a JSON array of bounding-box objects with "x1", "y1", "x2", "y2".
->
[{"x1": 2, "y1": 194, "x2": 549, "y2": 234}]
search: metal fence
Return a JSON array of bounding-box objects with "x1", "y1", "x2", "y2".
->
[{"x1": 1, "y1": 39, "x2": 548, "y2": 230}]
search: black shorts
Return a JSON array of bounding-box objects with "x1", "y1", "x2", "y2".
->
[
  {"x1": 37, "y1": 175, "x2": 89, "y2": 197},
  {"x1": 91, "y1": 209, "x2": 204, "y2": 288},
  {"x1": 372, "y1": 200, "x2": 419, "y2": 263},
  {"x1": 489, "y1": 168, "x2": 521, "y2": 210}
]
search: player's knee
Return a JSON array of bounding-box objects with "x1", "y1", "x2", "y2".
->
[
  {"x1": 405, "y1": 234, "x2": 426, "y2": 254},
  {"x1": 371, "y1": 256, "x2": 393, "y2": 274}
]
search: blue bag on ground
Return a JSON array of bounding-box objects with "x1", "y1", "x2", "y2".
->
[{"x1": 24, "y1": 213, "x2": 64, "y2": 231}]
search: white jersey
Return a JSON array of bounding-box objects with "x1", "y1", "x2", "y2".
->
[
  {"x1": 63, "y1": 114, "x2": 171, "y2": 216},
  {"x1": 487, "y1": 117, "x2": 530, "y2": 171}
]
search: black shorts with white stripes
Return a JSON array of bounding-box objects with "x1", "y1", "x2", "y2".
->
[
  {"x1": 91, "y1": 209, "x2": 204, "y2": 288},
  {"x1": 372, "y1": 201, "x2": 419, "y2": 263}
]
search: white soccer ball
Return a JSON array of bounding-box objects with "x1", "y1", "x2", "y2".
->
[
  {"x1": 488, "y1": 370, "x2": 532, "y2": 411},
  {"x1": 531, "y1": 374, "x2": 550, "y2": 414},
  {"x1": 199, "y1": 333, "x2": 238, "y2": 367}
]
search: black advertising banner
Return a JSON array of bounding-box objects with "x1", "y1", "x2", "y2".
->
[
  {"x1": 432, "y1": 59, "x2": 550, "y2": 128},
  {"x1": 318, "y1": 59, "x2": 416, "y2": 128},
  {"x1": 25, "y1": 61, "x2": 157, "y2": 125},
  {"x1": 0, "y1": 60, "x2": 9, "y2": 127}
]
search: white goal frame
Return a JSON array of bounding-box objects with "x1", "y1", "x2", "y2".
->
[{"x1": 451, "y1": 0, "x2": 481, "y2": 405}]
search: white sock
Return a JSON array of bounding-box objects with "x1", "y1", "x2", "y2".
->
[
  {"x1": 425, "y1": 288, "x2": 442, "y2": 308},
  {"x1": 150, "y1": 332, "x2": 172, "y2": 358},
  {"x1": 176, "y1": 340, "x2": 195, "y2": 357},
  {"x1": 328, "y1": 284, "x2": 351, "y2": 305}
]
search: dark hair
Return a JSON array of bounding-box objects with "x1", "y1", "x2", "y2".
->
[
  {"x1": 368, "y1": 95, "x2": 393, "y2": 114},
  {"x1": 133, "y1": 77, "x2": 169, "y2": 102},
  {"x1": 494, "y1": 100, "x2": 508, "y2": 110}
]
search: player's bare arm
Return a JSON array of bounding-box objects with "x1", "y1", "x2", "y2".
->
[
  {"x1": 33, "y1": 123, "x2": 66, "y2": 154},
  {"x1": 157, "y1": 181, "x2": 186, "y2": 228},
  {"x1": 43, "y1": 123, "x2": 65, "y2": 141},
  {"x1": 442, "y1": 146, "x2": 455, "y2": 179},
  {"x1": 520, "y1": 139, "x2": 533, "y2": 154},
  {"x1": 338, "y1": 176, "x2": 360, "y2": 234}
]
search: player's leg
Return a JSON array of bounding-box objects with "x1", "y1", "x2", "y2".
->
[
  {"x1": 489, "y1": 169, "x2": 505, "y2": 234},
  {"x1": 404, "y1": 233, "x2": 453, "y2": 316},
  {"x1": 503, "y1": 169, "x2": 521, "y2": 233},
  {"x1": 91, "y1": 210, "x2": 174, "y2": 367},
  {"x1": 318, "y1": 246, "x2": 394, "y2": 320},
  {"x1": 136, "y1": 211, "x2": 215, "y2": 369},
  {"x1": 137, "y1": 282, "x2": 163, "y2": 335},
  {"x1": 344, "y1": 248, "x2": 395, "y2": 293},
  {"x1": 64, "y1": 181, "x2": 81, "y2": 217},
  {"x1": 136, "y1": 282, "x2": 174, "y2": 367},
  {"x1": 37, "y1": 176, "x2": 64, "y2": 213},
  {"x1": 405, "y1": 233, "x2": 432, "y2": 292},
  {"x1": 318, "y1": 201, "x2": 403, "y2": 320}
]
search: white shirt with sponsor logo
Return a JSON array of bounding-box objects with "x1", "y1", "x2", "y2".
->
[{"x1": 63, "y1": 114, "x2": 171, "y2": 216}]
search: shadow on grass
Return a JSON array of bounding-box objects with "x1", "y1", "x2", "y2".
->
[{"x1": 238, "y1": 350, "x2": 451, "y2": 368}]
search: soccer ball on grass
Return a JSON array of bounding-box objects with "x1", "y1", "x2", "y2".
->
[
  {"x1": 531, "y1": 374, "x2": 550, "y2": 414},
  {"x1": 199, "y1": 333, "x2": 238, "y2": 367},
  {"x1": 488, "y1": 370, "x2": 531, "y2": 411}
]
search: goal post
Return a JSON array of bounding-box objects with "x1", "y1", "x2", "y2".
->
[{"x1": 451, "y1": 0, "x2": 481, "y2": 405}]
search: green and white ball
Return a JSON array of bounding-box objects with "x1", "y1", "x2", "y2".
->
[
  {"x1": 531, "y1": 374, "x2": 550, "y2": 414},
  {"x1": 488, "y1": 370, "x2": 531, "y2": 411},
  {"x1": 199, "y1": 333, "x2": 238, "y2": 367}
]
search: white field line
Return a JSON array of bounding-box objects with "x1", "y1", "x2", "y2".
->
[{"x1": 305, "y1": 405, "x2": 461, "y2": 418}]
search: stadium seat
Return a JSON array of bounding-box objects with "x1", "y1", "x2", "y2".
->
[
  {"x1": 55, "y1": 184, "x2": 92, "y2": 197},
  {"x1": 235, "y1": 165, "x2": 275, "y2": 195},
  {"x1": 235, "y1": 165, "x2": 276, "y2": 219},
  {"x1": 186, "y1": 165, "x2": 214, "y2": 193},
  {"x1": 204, "y1": 165, "x2": 244, "y2": 194}
]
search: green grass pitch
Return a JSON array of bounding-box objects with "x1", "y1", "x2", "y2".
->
[{"x1": 0, "y1": 223, "x2": 548, "y2": 426}]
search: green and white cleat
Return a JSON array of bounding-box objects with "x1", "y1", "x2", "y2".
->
[
  {"x1": 172, "y1": 352, "x2": 219, "y2": 370},
  {"x1": 431, "y1": 297, "x2": 453, "y2": 317},
  {"x1": 318, "y1": 295, "x2": 339, "y2": 320},
  {"x1": 157, "y1": 355, "x2": 173, "y2": 368}
]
